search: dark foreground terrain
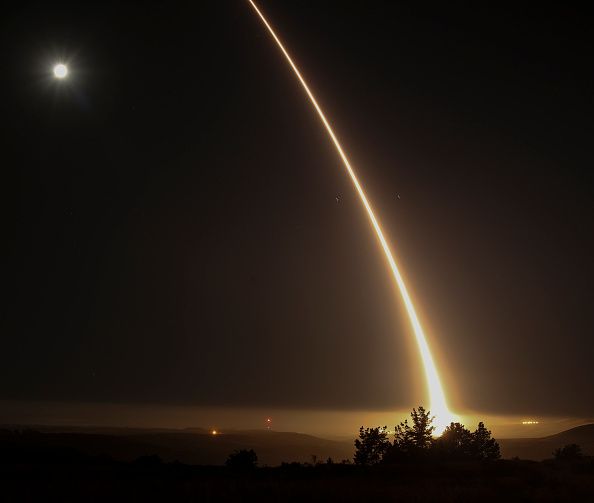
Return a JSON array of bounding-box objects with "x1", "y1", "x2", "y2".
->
[
  {"x1": 3, "y1": 454, "x2": 594, "y2": 502},
  {"x1": 2, "y1": 426, "x2": 594, "y2": 501}
]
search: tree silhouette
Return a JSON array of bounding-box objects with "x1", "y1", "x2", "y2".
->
[
  {"x1": 354, "y1": 426, "x2": 390, "y2": 466},
  {"x1": 471, "y1": 422, "x2": 500, "y2": 460},
  {"x1": 384, "y1": 406, "x2": 436, "y2": 462},
  {"x1": 356, "y1": 408, "x2": 500, "y2": 464},
  {"x1": 435, "y1": 422, "x2": 473, "y2": 460},
  {"x1": 394, "y1": 406, "x2": 435, "y2": 452},
  {"x1": 226, "y1": 449, "x2": 258, "y2": 470}
]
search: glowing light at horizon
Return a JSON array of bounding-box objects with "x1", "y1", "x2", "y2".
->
[
  {"x1": 247, "y1": 0, "x2": 456, "y2": 434},
  {"x1": 522, "y1": 420, "x2": 540, "y2": 425}
]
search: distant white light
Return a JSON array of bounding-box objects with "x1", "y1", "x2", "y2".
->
[{"x1": 53, "y1": 63, "x2": 68, "y2": 79}]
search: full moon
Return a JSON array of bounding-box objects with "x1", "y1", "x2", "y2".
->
[{"x1": 53, "y1": 63, "x2": 68, "y2": 79}]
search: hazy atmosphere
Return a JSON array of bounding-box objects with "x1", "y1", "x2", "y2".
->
[{"x1": 2, "y1": 1, "x2": 593, "y2": 436}]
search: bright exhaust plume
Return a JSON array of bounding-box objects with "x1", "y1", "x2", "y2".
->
[{"x1": 247, "y1": 0, "x2": 456, "y2": 434}]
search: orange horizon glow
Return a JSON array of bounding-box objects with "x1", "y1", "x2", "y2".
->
[{"x1": 247, "y1": 0, "x2": 457, "y2": 434}]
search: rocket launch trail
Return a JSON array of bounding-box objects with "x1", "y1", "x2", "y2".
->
[{"x1": 247, "y1": 0, "x2": 456, "y2": 433}]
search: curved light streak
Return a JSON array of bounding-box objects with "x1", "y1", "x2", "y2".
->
[{"x1": 247, "y1": 0, "x2": 456, "y2": 433}]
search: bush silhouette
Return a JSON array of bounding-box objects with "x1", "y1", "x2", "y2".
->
[
  {"x1": 133, "y1": 454, "x2": 163, "y2": 467},
  {"x1": 553, "y1": 443, "x2": 583, "y2": 461},
  {"x1": 226, "y1": 449, "x2": 258, "y2": 470}
]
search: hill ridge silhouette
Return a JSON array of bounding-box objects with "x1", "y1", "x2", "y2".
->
[{"x1": 2, "y1": 423, "x2": 594, "y2": 463}]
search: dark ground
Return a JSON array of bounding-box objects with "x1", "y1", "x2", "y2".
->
[
  {"x1": 2, "y1": 427, "x2": 594, "y2": 501},
  {"x1": 3, "y1": 455, "x2": 594, "y2": 502}
]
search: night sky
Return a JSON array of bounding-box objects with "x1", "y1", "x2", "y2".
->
[{"x1": 2, "y1": 2, "x2": 593, "y2": 423}]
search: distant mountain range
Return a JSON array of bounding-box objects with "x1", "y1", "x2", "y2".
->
[
  {"x1": 0, "y1": 426, "x2": 353, "y2": 466},
  {"x1": 498, "y1": 424, "x2": 594, "y2": 460},
  {"x1": 2, "y1": 423, "x2": 593, "y2": 465}
]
